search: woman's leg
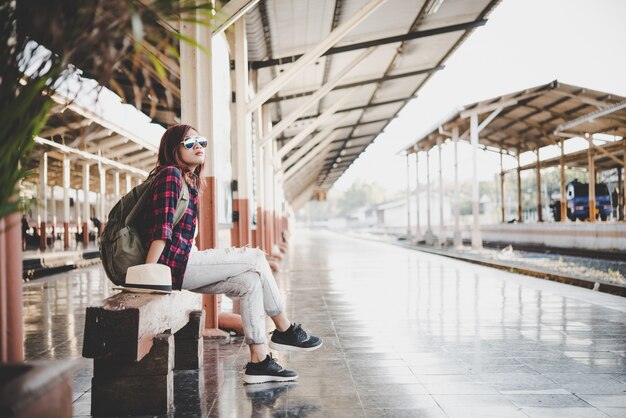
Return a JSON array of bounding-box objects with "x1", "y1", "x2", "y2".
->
[{"x1": 183, "y1": 247, "x2": 288, "y2": 326}]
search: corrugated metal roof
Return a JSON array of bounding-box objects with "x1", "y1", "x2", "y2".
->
[{"x1": 246, "y1": 0, "x2": 501, "y2": 203}]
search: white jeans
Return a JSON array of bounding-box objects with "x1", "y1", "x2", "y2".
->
[{"x1": 182, "y1": 247, "x2": 284, "y2": 344}]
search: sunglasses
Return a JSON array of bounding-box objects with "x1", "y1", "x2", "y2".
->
[{"x1": 181, "y1": 136, "x2": 208, "y2": 149}]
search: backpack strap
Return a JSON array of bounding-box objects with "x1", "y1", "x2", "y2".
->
[
  {"x1": 125, "y1": 175, "x2": 189, "y2": 227},
  {"x1": 172, "y1": 179, "x2": 189, "y2": 227}
]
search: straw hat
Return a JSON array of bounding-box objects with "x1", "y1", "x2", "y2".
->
[{"x1": 115, "y1": 264, "x2": 172, "y2": 294}]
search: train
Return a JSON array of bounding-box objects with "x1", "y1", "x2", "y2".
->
[{"x1": 565, "y1": 179, "x2": 612, "y2": 221}]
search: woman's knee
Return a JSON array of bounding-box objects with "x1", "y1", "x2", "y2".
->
[{"x1": 237, "y1": 271, "x2": 262, "y2": 296}]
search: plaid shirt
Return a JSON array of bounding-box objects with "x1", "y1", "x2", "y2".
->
[{"x1": 140, "y1": 166, "x2": 198, "y2": 290}]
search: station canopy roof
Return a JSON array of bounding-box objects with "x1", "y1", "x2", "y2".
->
[
  {"x1": 246, "y1": 0, "x2": 501, "y2": 201},
  {"x1": 404, "y1": 80, "x2": 626, "y2": 162},
  {"x1": 28, "y1": 0, "x2": 503, "y2": 206}
]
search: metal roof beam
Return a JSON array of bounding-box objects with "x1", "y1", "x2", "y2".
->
[
  {"x1": 554, "y1": 99, "x2": 626, "y2": 134},
  {"x1": 277, "y1": 90, "x2": 356, "y2": 159},
  {"x1": 260, "y1": 48, "x2": 373, "y2": 148},
  {"x1": 291, "y1": 95, "x2": 416, "y2": 124},
  {"x1": 251, "y1": 20, "x2": 487, "y2": 69},
  {"x1": 213, "y1": 0, "x2": 260, "y2": 35},
  {"x1": 284, "y1": 133, "x2": 338, "y2": 181},
  {"x1": 105, "y1": 143, "x2": 144, "y2": 159},
  {"x1": 39, "y1": 119, "x2": 93, "y2": 138},
  {"x1": 330, "y1": 134, "x2": 375, "y2": 144},
  {"x1": 267, "y1": 66, "x2": 443, "y2": 103},
  {"x1": 118, "y1": 150, "x2": 157, "y2": 164},
  {"x1": 247, "y1": 0, "x2": 386, "y2": 111},
  {"x1": 281, "y1": 114, "x2": 351, "y2": 170},
  {"x1": 33, "y1": 137, "x2": 148, "y2": 176}
]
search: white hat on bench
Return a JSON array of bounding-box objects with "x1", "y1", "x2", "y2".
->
[{"x1": 115, "y1": 264, "x2": 173, "y2": 294}]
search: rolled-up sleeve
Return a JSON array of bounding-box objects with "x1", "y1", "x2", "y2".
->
[{"x1": 150, "y1": 167, "x2": 182, "y2": 242}]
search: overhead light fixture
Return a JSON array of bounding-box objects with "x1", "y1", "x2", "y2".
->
[{"x1": 425, "y1": 0, "x2": 445, "y2": 16}]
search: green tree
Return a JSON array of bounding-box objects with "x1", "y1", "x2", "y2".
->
[{"x1": 1, "y1": 0, "x2": 212, "y2": 219}]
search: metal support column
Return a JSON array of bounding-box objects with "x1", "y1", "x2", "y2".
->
[
  {"x1": 98, "y1": 164, "x2": 106, "y2": 234},
  {"x1": 405, "y1": 153, "x2": 412, "y2": 240},
  {"x1": 125, "y1": 173, "x2": 132, "y2": 194},
  {"x1": 39, "y1": 153, "x2": 48, "y2": 251},
  {"x1": 437, "y1": 138, "x2": 445, "y2": 246},
  {"x1": 424, "y1": 149, "x2": 434, "y2": 245},
  {"x1": 535, "y1": 147, "x2": 543, "y2": 222},
  {"x1": 82, "y1": 164, "x2": 90, "y2": 248},
  {"x1": 517, "y1": 150, "x2": 522, "y2": 222},
  {"x1": 619, "y1": 138, "x2": 626, "y2": 221},
  {"x1": 588, "y1": 135, "x2": 596, "y2": 222},
  {"x1": 470, "y1": 114, "x2": 482, "y2": 248},
  {"x1": 452, "y1": 127, "x2": 461, "y2": 247},
  {"x1": 622, "y1": 139, "x2": 625, "y2": 221},
  {"x1": 232, "y1": 16, "x2": 252, "y2": 247},
  {"x1": 414, "y1": 151, "x2": 422, "y2": 243},
  {"x1": 500, "y1": 150, "x2": 505, "y2": 223},
  {"x1": 114, "y1": 172, "x2": 120, "y2": 202},
  {"x1": 560, "y1": 139, "x2": 567, "y2": 222}
]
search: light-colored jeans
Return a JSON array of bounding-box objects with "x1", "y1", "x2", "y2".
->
[{"x1": 182, "y1": 247, "x2": 284, "y2": 345}]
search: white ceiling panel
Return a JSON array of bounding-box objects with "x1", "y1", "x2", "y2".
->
[
  {"x1": 336, "y1": 0, "x2": 423, "y2": 46},
  {"x1": 266, "y1": 0, "x2": 335, "y2": 57}
]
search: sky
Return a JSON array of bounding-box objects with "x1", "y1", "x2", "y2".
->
[{"x1": 332, "y1": 0, "x2": 626, "y2": 196}]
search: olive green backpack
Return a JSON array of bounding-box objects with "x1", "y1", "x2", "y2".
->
[{"x1": 100, "y1": 178, "x2": 189, "y2": 285}]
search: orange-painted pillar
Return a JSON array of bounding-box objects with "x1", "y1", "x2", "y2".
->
[
  {"x1": 180, "y1": 8, "x2": 225, "y2": 338},
  {"x1": 0, "y1": 211, "x2": 25, "y2": 362}
]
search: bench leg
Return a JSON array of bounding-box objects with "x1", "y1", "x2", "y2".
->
[
  {"x1": 91, "y1": 333, "x2": 174, "y2": 416},
  {"x1": 174, "y1": 310, "x2": 205, "y2": 371}
]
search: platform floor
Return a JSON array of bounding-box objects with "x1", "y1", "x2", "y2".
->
[{"x1": 23, "y1": 228, "x2": 626, "y2": 417}]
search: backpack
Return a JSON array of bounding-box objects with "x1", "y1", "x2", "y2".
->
[{"x1": 100, "y1": 177, "x2": 189, "y2": 286}]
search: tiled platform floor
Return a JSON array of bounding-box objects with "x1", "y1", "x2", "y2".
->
[{"x1": 23, "y1": 228, "x2": 626, "y2": 417}]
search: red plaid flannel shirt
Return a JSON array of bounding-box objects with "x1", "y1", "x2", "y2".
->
[{"x1": 140, "y1": 166, "x2": 198, "y2": 290}]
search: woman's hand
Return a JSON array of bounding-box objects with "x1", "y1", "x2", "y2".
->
[{"x1": 145, "y1": 239, "x2": 166, "y2": 264}]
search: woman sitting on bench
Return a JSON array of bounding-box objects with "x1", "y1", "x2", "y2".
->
[{"x1": 139, "y1": 124, "x2": 322, "y2": 384}]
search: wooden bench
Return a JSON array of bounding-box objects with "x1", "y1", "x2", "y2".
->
[{"x1": 82, "y1": 290, "x2": 203, "y2": 416}]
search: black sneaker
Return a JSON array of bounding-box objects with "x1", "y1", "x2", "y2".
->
[
  {"x1": 269, "y1": 323, "x2": 323, "y2": 352},
  {"x1": 243, "y1": 354, "x2": 298, "y2": 384}
]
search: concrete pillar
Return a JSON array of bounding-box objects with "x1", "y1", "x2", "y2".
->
[
  {"x1": 535, "y1": 147, "x2": 543, "y2": 222},
  {"x1": 414, "y1": 151, "x2": 422, "y2": 243},
  {"x1": 63, "y1": 155, "x2": 71, "y2": 249},
  {"x1": 500, "y1": 150, "x2": 505, "y2": 223},
  {"x1": 82, "y1": 164, "x2": 90, "y2": 248},
  {"x1": 114, "y1": 172, "x2": 120, "y2": 202},
  {"x1": 98, "y1": 164, "x2": 106, "y2": 234},
  {"x1": 39, "y1": 153, "x2": 48, "y2": 251},
  {"x1": 452, "y1": 127, "x2": 461, "y2": 247},
  {"x1": 0, "y1": 211, "x2": 24, "y2": 362},
  {"x1": 180, "y1": 5, "x2": 223, "y2": 337},
  {"x1": 50, "y1": 185, "x2": 56, "y2": 247},
  {"x1": 560, "y1": 139, "x2": 567, "y2": 222},
  {"x1": 437, "y1": 138, "x2": 445, "y2": 246},
  {"x1": 588, "y1": 135, "x2": 596, "y2": 222},
  {"x1": 263, "y1": 106, "x2": 274, "y2": 253},
  {"x1": 125, "y1": 173, "x2": 132, "y2": 194},
  {"x1": 470, "y1": 114, "x2": 482, "y2": 248},
  {"x1": 231, "y1": 16, "x2": 252, "y2": 247},
  {"x1": 405, "y1": 153, "x2": 412, "y2": 240},
  {"x1": 517, "y1": 150, "x2": 522, "y2": 222},
  {"x1": 622, "y1": 139, "x2": 626, "y2": 221},
  {"x1": 254, "y1": 107, "x2": 265, "y2": 251},
  {"x1": 424, "y1": 149, "x2": 434, "y2": 245},
  {"x1": 74, "y1": 188, "x2": 80, "y2": 246}
]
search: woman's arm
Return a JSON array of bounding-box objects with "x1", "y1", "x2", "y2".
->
[
  {"x1": 146, "y1": 167, "x2": 183, "y2": 264},
  {"x1": 145, "y1": 239, "x2": 166, "y2": 264}
]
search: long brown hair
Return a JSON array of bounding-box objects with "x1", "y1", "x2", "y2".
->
[{"x1": 148, "y1": 124, "x2": 205, "y2": 188}]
